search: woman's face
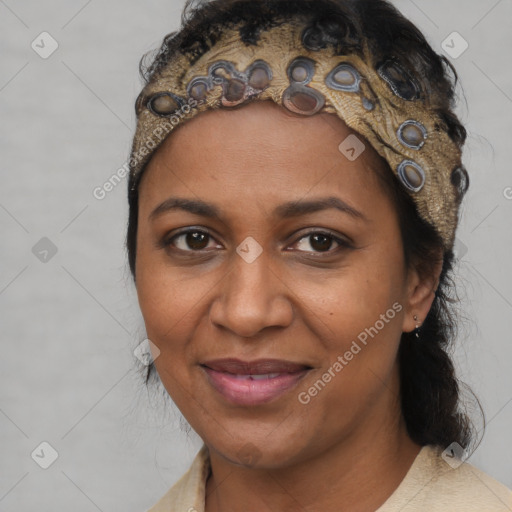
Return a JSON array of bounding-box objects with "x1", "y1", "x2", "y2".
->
[{"x1": 135, "y1": 101, "x2": 426, "y2": 468}]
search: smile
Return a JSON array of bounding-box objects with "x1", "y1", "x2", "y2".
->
[{"x1": 200, "y1": 358, "x2": 312, "y2": 406}]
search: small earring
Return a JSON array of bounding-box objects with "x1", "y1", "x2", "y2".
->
[{"x1": 413, "y1": 315, "x2": 420, "y2": 339}]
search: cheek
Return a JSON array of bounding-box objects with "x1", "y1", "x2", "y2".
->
[
  {"x1": 136, "y1": 267, "x2": 205, "y2": 345},
  {"x1": 293, "y1": 272, "x2": 405, "y2": 432},
  {"x1": 297, "y1": 245, "x2": 407, "y2": 396},
  {"x1": 304, "y1": 250, "x2": 405, "y2": 342},
  {"x1": 135, "y1": 266, "x2": 207, "y2": 413},
  {"x1": 135, "y1": 242, "x2": 222, "y2": 368}
]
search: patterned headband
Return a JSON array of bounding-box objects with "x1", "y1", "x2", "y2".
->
[{"x1": 128, "y1": 20, "x2": 468, "y2": 249}]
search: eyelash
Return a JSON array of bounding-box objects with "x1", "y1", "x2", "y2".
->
[{"x1": 161, "y1": 227, "x2": 352, "y2": 256}]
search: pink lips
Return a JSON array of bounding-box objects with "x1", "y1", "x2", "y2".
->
[{"x1": 201, "y1": 358, "x2": 311, "y2": 406}]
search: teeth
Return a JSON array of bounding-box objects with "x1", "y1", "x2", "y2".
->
[
  {"x1": 230, "y1": 373, "x2": 281, "y2": 380},
  {"x1": 250, "y1": 373, "x2": 281, "y2": 380}
]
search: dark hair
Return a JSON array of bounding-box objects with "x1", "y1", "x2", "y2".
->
[{"x1": 126, "y1": 0, "x2": 481, "y2": 451}]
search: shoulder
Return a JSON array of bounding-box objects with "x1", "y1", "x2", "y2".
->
[
  {"x1": 144, "y1": 444, "x2": 210, "y2": 512},
  {"x1": 378, "y1": 444, "x2": 512, "y2": 512}
]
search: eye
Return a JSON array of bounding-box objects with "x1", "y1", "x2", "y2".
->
[
  {"x1": 292, "y1": 231, "x2": 350, "y2": 254},
  {"x1": 165, "y1": 228, "x2": 221, "y2": 252},
  {"x1": 162, "y1": 228, "x2": 351, "y2": 255}
]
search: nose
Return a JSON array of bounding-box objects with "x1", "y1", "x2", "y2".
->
[{"x1": 209, "y1": 248, "x2": 294, "y2": 338}]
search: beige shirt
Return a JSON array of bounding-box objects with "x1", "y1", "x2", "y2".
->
[{"x1": 146, "y1": 444, "x2": 512, "y2": 511}]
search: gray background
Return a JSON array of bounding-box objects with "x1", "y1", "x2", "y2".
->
[{"x1": 0, "y1": 0, "x2": 511, "y2": 510}]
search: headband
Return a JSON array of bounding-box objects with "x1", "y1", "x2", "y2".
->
[{"x1": 128, "y1": 19, "x2": 468, "y2": 249}]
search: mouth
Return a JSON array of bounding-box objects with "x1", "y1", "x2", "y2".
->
[{"x1": 200, "y1": 358, "x2": 312, "y2": 406}]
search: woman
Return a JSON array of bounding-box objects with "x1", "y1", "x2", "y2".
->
[{"x1": 126, "y1": 0, "x2": 512, "y2": 510}]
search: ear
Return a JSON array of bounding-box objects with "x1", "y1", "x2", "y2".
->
[{"x1": 401, "y1": 251, "x2": 443, "y2": 333}]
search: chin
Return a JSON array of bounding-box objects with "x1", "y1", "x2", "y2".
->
[{"x1": 206, "y1": 431, "x2": 310, "y2": 470}]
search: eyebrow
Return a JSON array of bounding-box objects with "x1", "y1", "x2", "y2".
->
[{"x1": 149, "y1": 196, "x2": 367, "y2": 222}]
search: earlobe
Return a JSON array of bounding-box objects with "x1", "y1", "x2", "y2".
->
[{"x1": 402, "y1": 255, "x2": 442, "y2": 333}]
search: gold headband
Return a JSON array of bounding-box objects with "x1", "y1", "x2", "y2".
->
[{"x1": 129, "y1": 20, "x2": 468, "y2": 249}]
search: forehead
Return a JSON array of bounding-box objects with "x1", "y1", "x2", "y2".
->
[{"x1": 136, "y1": 102, "x2": 396, "y2": 227}]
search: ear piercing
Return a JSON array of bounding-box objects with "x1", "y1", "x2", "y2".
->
[{"x1": 413, "y1": 314, "x2": 421, "y2": 339}]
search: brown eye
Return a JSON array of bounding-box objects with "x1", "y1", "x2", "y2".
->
[
  {"x1": 310, "y1": 234, "x2": 333, "y2": 252},
  {"x1": 167, "y1": 229, "x2": 218, "y2": 252},
  {"x1": 185, "y1": 232, "x2": 209, "y2": 250},
  {"x1": 294, "y1": 231, "x2": 348, "y2": 254}
]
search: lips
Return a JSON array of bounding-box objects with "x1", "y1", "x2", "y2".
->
[
  {"x1": 202, "y1": 358, "x2": 310, "y2": 375},
  {"x1": 200, "y1": 358, "x2": 312, "y2": 406}
]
